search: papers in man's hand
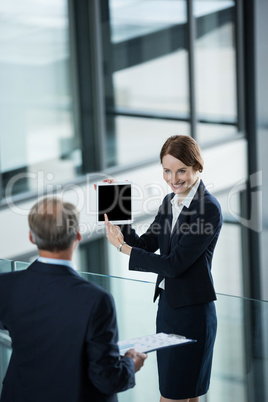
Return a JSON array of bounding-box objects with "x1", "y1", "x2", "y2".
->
[{"x1": 118, "y1": 332, "x2": 196, "y2": 355}]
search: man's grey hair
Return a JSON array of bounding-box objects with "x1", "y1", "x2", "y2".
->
[{"x1": 28, "y1": 197, "x2": 80, "y2": 251}]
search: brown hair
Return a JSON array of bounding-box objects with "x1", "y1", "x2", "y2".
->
[
  {"x1": 160, "y1": 135, "x2": 203, "y2": 172},
  {"x1": 28, "y1": 197, "x2": 80, "y2": 251}
]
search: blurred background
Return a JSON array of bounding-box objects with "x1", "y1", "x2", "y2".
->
[{"x1": 0, "y1": 1, "x2": 267, "y2": 401}]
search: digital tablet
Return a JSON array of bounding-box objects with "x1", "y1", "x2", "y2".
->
[{"x1": 96, "y1": 182, "x2": 133, "y2": 225}]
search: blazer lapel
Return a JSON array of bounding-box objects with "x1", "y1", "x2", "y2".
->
[
  {"x1": 169, "y1": 180, "x2": 207, "y2": 247},
  {"x1": 161, "y1": 195, "x2": 173, "y2": 254}
]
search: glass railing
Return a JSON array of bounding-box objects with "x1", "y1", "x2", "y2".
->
[{"x1": 0, "y1": 259, "x2": 267, "y2": 401}]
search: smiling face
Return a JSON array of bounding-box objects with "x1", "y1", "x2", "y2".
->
[{"x1": 162, "y1": 154, "x2": 199, "y2": 199}]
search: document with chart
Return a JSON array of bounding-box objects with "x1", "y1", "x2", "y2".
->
[{"x1": 118, "y1": 332, "x2": 196, "y2": 355}]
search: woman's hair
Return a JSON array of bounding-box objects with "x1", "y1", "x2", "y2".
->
[
  {"x1": 28, "y1": 197, "x2": 80, "y2": 251},
  {"x1": 160, "y1": 135, "x2": 203, "y2": 172}
]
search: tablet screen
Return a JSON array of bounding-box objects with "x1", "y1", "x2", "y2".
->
[{"x1": 96, "y1": 182, "x2": 133, "y2": 224}]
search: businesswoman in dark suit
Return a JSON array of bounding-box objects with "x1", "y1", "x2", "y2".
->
[{"x1": 105, "y1": 135, "x2": 222, "y2": 402}]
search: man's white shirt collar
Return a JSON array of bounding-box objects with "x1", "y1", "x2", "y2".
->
[
  {"x1": 37, "y1": 257, "x2": 75, "y2": 270},
  {"x1": 170, "y1": 178, "x2": 200, "y2": 210}
]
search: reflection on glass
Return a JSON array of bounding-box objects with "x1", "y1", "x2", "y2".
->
[
  {"x1": 110, "y1": 0, "x2": 188, "y2": 112},
  {"x1": 114, "y1": 116, "x2": 190, "y2": 165},
  {"x1": 212, "y1": 191, "x2": 243, "y2": 297},
  {"x1": 213, "y1": 222, "x2": 243, "y2": 297},
  {"x1": 0, "y1": 259, "x2": 12, "y2": 274},
  {"x1": 110, "y1": 0, "x2": 187, "y2": 44},
  {"x1": 0, "y1": 0, "x2": 81, "y2": 197},
  {"x1": 194, "y1": 1, "x2": 237, "y2": 141},
  {"x1": 210, "y1": 293, "x2": 247, "y2": 401},
  {"x1": 113, "y1": 50, "x2": 189, "y2": 114},
  {"x1": 197, "y1": 123, "x2": 237, "y2": 144},
  {"x1": 104, "y1": 0, "x2": 189, "y2": 167}
]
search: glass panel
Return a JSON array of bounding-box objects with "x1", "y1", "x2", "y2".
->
[
  {"x1": 103, "y1": 0, "x2": 189, "y2": 167},
  {"x1": 197, "y1": 123, "x2": 237, "y2": 144},
  {"x1": 109, "y1": 0, "x2": 188, "y2": 113},
  {"x1": 0, "y1": 259, "x2": 12, "y2": 274},
  {"x1": 110, "y1": 0, "x2": 187, "y2": 44},
  {"x1": 209, "y1": 293, "x2": 246, "y2": 401},
  {"x1": 113, "y1": 116, "x2": 190, "y2": 165},
  {"x1": 1, "y1": 262, "x2": 268, "y2": 401},
  {"x1": 0, "y1": 0, "x2": 81, "y2": 197},
  {"x1": 194, "y1": 1, "x2": 237, "y2": 142},
  {"x1": 215, "y1": 187, "x2": 240, "y2": 219},
  {"x1": 79, "y1": 238, "x2": 109, "y2": 275},
  {"x1": 213, "y1": 223, "x2": 243, "y2": 297},
  {"x1": 113, "y1": 50, "x2": 189, "y2": 114},
  {"x1": 14, "y1": 261, "x2": 31, "y2": 271},
  {"x1": 80, "y1": 272, "x2": 159, "y2": 402},
  {"x1": 208, "y1": 295, "x2": 268, "y2": 402},
  {"x1": 212, "y1": 191, "x2": 244, "y2": 297},
  {"x1": 0, "y1": 259, "x2": 31, "y2": 273}
]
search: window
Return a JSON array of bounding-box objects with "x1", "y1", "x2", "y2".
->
[
  {"x1": 0, "y1": 0, "x2": 81, "y2": 197},
  {"x1": 194, "y1": 0, "x2": 238, "y2": 143},
  {"x1": 102, "y1": 0, "x2": 190, "y2": 166}
]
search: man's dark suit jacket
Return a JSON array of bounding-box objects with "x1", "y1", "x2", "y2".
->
[
  {"x1": 122, "y1": 181, "x2": 222, "y2": 308},
  {"x1": 0, "y1": 261, "x2": 135, "y2": 402}
]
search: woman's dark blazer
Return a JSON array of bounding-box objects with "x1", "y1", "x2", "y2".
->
[{"x1": 122, "y1": 181, "x2": 222, "y2": 308}]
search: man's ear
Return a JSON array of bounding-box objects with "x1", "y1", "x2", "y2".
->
[
  {"x1": 29, "y1": 231, "x2": 35, "y2": 244},
  {"x1": 76, "y1": 230, "x2": 82, "y2": 242}
]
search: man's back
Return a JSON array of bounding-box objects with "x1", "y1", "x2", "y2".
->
[{"x1": 0, "y1": 260, "x2": 134, "y2": 402}]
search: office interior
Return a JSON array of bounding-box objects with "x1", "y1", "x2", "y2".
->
[{"x1": 0, "y1": 1, "x2": 267, "y2": 401}]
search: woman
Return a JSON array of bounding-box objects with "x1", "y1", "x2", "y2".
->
[{"x1": 105, "y1": 135, "x2": 222, "y2": 402}]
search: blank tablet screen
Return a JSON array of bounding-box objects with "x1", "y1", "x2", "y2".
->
[{"x1": 97, "y1": 183, "x2": 132, "y2": 224}]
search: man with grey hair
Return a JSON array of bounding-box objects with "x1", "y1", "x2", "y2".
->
[{"x1": 0, "y1": 197, "x2": 146, "y2": 402}]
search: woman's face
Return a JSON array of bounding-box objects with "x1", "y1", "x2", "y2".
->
[{"x1": 162, "y1": 154, "x2": 198, "y2": 196}]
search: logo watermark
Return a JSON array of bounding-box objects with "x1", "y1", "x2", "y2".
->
[
  {"x1": 3, "y1": 169, "x2": 263, "y2": 237},
  {"x1": 228, "y1": 171, "x2": 262, "y2": 233}
]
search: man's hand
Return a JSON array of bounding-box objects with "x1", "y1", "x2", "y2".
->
[{"x1": 124, "y1": 348, "x2": 147, "y2": 373}]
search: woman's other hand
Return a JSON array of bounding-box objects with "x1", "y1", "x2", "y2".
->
[{"x1": 94, "y1": 178, "x2": 116, "y2": 191}]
